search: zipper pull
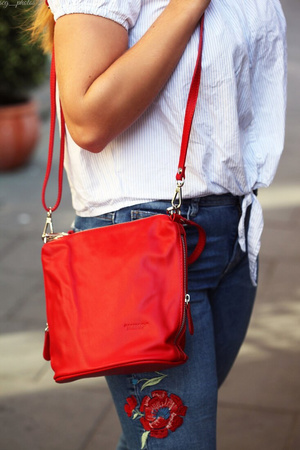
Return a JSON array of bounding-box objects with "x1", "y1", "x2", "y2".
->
[
  {"x1": 43, "y1": 323, "x2": 51, "y2": 361},
  {"x1": 185, "y1": 294, "x2": 194, "y2": 335}
]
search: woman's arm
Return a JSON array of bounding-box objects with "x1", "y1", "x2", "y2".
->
[{"x1": 54, "y1": 0, "x2": 211, "y2": 152}]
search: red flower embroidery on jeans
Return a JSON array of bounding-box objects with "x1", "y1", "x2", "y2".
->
[
  {"x1": 124, "y1": 395, "x2": 138, "y2": 417},
  {"x1": 139, "y1": 390, "x2": 187, "y2": 439}
]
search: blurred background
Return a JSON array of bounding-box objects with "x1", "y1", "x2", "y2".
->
[{"x1": 0, "y1": 0, "x2": 299, "y2": 448}]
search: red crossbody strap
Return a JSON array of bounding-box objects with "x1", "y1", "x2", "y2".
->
[
  {"x1": 176, "y1": 14, "x2": 205, "y2": 183},
  {"x1": 41, "y1": 16, "x2": 205, "y2": 212},
  {"x1": 41, "y1": 50, "x2": 65, "y2": 212}
]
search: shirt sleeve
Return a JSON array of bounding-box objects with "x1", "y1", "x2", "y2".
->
[
  {"x1": 47, "y1": 0, "x2": 142, "y2": 30},
  {"x1": 247, "y1": 0, "x2": 287, "y2": 187}
]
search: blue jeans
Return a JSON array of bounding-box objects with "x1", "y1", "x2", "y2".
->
[{"x1": 74, "y1": 194, "x2": 256, "y2": 450}]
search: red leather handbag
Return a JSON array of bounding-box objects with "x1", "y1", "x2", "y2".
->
[{"x1": 41, "y1": 17, "x2": 206, "y2": 383}]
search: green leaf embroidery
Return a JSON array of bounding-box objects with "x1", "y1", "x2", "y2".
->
[
  {"x1": 132, "y1": 410, "x2": 144, "y2": 420},
  {"x1": 140, "y1": 373, "x2": 167, "y2": 391},
  {"x1": 141, "y1": 431, "x2": 150, "y2": 449}
]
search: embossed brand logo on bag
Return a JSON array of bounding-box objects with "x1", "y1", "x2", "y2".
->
[{"x1": 124, "y1": 322, "x2": 149, "y2": 331}]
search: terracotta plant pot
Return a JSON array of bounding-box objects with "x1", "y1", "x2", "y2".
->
[{"x1": 0, "y1": 99, "x2": 40, "y2": 170}]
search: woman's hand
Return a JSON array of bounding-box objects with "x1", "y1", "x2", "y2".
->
[{"x1": 54, "y1": 1, "x2": 210, "y2": 153}]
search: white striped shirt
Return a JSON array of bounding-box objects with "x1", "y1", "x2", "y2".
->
[{"x1": 48, "y1": 0, "x2": 287, "y2": 284}]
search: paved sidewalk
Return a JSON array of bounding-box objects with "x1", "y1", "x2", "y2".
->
[{"x1": 0, "y1": 1, "x2": 299, "y2": 448}]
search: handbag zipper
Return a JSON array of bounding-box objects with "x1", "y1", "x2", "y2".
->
[{"x1": 176, "y1": 233, "x2": 194, "y2": 342}]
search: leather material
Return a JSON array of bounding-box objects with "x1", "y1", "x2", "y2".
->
[{"x1": 42, "y1": 214, "x2": 205, "y2": 383}]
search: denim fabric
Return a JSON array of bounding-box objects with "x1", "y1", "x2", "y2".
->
[{"x1": 74, "y1": 194, "x2": 257, "y2": 450}]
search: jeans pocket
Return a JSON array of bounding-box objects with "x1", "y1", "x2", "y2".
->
[
  {"x1": 95, "y1": 212, "x2": 115, "y2": 225},
  {"x1": 221, "y1": 235, "x2": 244, "y2": 277},
  {"x1": 130, "y1": 209, "x2": 163, "y2": 221},
  {"x1": 74, "y1": 213, "x2": 115, "y2": 231},
  {"x1": 222, "y1": 201, "x2": 253, "y2": 277}
]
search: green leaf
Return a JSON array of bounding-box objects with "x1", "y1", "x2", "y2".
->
[
  {"x1": 132, "y1": 410, "x2": 144, "y2": 420},
  {"x1": 141, "y1": 431, "x2": 150, "y2": 449},
  {"x1": 140, "y1": 374, "x2": 167, "y2": 391}
]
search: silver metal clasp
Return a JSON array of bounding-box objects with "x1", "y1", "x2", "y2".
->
[
  {"x1": 42, "y1": 209, "x2": 54, "y2": 243},
  {"x1": 167, "y1": 179, "x2": 185, "y2": 215},
  {"x1": 41, "y1": 210, "x2": 68, "y2": 243}
]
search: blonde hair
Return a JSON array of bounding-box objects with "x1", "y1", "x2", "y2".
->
[{"x1": 30, "y1": 1, "x2": 55, "y2": 53}]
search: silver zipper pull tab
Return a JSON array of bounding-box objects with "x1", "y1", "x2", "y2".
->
[{"x1": 185, "y1": 294, "x2": 190, "y2": 304}]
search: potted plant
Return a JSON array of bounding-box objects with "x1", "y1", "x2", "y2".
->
[{"x1": 0, "y1": 3, "x2": 48, "y2": 170}]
